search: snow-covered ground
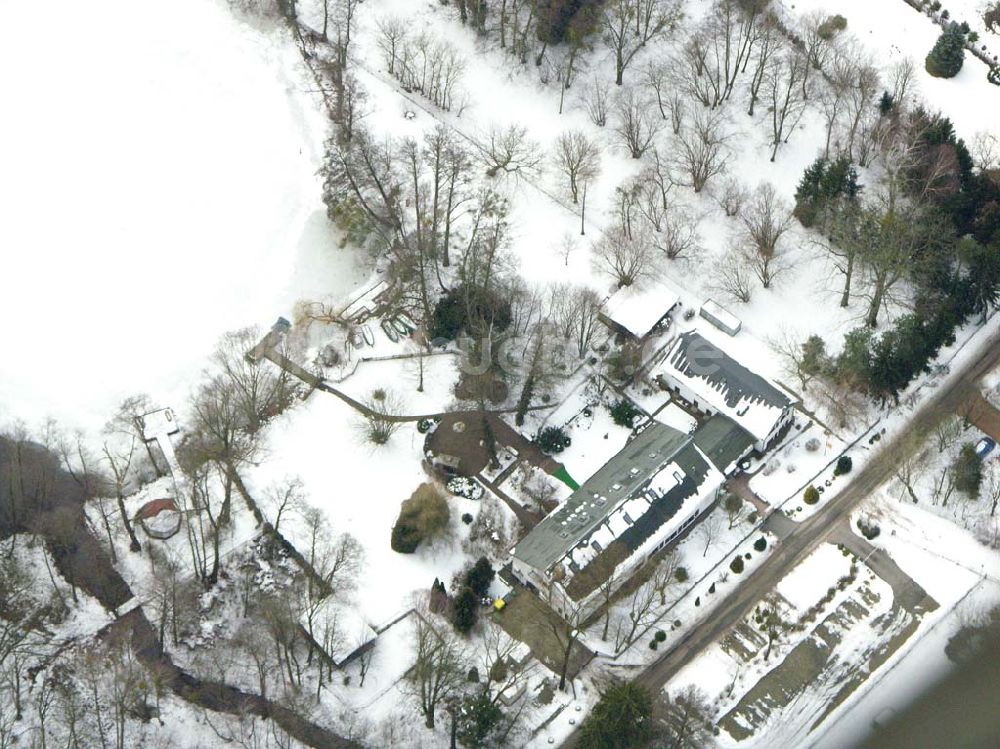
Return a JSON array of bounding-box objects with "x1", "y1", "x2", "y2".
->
[
  {"x1": 247, "y1": 390, "x2": 483, "y2": 625},
  {"x1": 808, "y1": 500, "x2": 1000, "y2": 749},
  {"x1": 0, "y1": 0, "x2": 368, "y2": 434},
  {"x1": 788, "y1": 0, "x2": 1000, "y2": 140}
]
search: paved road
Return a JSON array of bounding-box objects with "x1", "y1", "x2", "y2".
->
[{"x1": 561, "y1": 326, "x2": 1000, "y2": 746}]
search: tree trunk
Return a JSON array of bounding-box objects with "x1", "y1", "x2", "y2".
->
[
  {"x1": 840, "y1": 253, "x2": 854, "y2": 308},
  {"x1": 118, "y1": 495, "x2": 142, "y2": 553}
]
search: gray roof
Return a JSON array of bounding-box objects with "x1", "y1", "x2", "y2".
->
[
  {"x1": 513, "y1": 422, "x2": 690, "y2": 573},
  {"x1": 670, "y1": 330, "x2": 792, "y2": 408},
  {"x1": 692, "y1": 414, "x2": 755, "y2": 473},
  {"x1": 613, "y1": 440, "x2": 710, "y2": 554},
  {"x1": 663, "y1": 332, "x2": 795, "y2": 441},
  {"x1": 669, "y1": 332, "x2": 792, "y2": 411}
]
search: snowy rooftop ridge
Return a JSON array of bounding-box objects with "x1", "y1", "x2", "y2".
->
[
  {"x1": 657, "y1": 331, "x2": 796, "y2": 442},
  {"x1": 512, "y1": 422, "x2": 691, "y2": 573},
  {"x1": 601, "y1": 279, "x2": 682, "y2": 339}
]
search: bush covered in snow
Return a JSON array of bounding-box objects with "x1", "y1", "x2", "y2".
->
[
  {"x1": 536, "y1": 426, "x2": 571, "y2": 454},
  {"x1": 609, "y1": 398, "x2": 641, "y2": 427},
  {"x1": 857, "y1": 517, "x2": 881, "y2": 540},
  {"x1": 447, "y1": 476, "x2": 485, "y2": 500}
]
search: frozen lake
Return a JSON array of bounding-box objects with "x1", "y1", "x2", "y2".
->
[{"x1": 0, "y1": 0, "x2": 367, "y2": 433}]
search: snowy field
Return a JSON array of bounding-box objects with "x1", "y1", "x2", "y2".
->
[{"x1": 0, "y1": 0, "x2": 368, "y2": 434}]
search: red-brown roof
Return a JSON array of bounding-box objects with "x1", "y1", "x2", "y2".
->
[{"x1": 135, "y1": 498, "x2": 178, "y2": 521}]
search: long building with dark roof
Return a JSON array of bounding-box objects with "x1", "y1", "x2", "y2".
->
[
  {"x1": 655, "y1": 331, "x2": 797, "y2": 453},
  {"x1": 511, "y1": 419, "x2": 734, "y2": 621}
]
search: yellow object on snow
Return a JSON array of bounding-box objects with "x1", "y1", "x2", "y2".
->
[{"x1": 493, "y1": 598, "x2": 506, "y2": 612}]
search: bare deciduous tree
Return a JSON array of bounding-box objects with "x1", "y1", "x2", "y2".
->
[
  {"x1": 603, "y1": 0, "x2": 683, "y2": 85},
  {"x1": 712, "y1": 246, "x2": 754, "y2": 303},
  {"x1": 358, "y1": 388, "x2": 406, "y2": 445},
  {"x1": 478, "y1": 124, "x2": 543, "y2": 179},
  {"x1": 583, "y1": 77, "x2": 611, "y2": 127},
  {"x1": 409, "y1": 615, "x2": 466, "y2": 728},
  {"x1": 696, "y1": 512, "x2": 722, "y2": 557},
  {"x1": 610, "y1": 580, "x2": 658, "y2": 651},
  {"x1": 739, "y1": 182, "x2": 792, "y2": 288},
  {"x1": 376, "y1": 15, "x2": 408, "y2": 76},
  {"x1": 716, "y1": 176, "x2": 748, "y2": 217},
  {"x1": 592, "y1": 226, "x2": 657, "y2": 288},
  {"x1": 766, "y1": 48, "x2": 810, "y2": 161},
  {"x1": 673, "y1": 108, "x2": 729, "y2": 193},
  {"x1": 643, "y1": 58, "x2": 683, "y2": 133},
  {"x1": 842, "y1": 49, "x2": 881, "y2": 165},
  {"x1": 746, "y1": 13, "x2": 782, "y2": 116},
  {"x1": 613, "y1": 89, "x2": 662, "y2": 158},
  {"x1": 394, "y1": 30, "x2": 465, "y2": 111},
  {"x1": 553, "y1": 130, "x2": 601, "y2": 203},
  {"x1": 651, "y1": 551, "x2": 681, "y2": 605}
]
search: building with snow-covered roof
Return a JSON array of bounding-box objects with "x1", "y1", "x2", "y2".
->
[
  {"x1": 599, "y1": 281, "x2": 681, "y2": 340},
  {"x1": 655, "y1": 331, "x2": 796, "y2": 453},
  {"x1": 511, "y1": 421, "x2": 727, "y2": 621}
]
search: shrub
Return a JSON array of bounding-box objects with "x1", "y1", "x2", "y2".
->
[
  {"x1": 708, "y1": 583, "x2": 716, "y2": 594},
  {"x1": 609, "y1": 398, "x2": 642, "y2": 427},
  {"x1": 465, "y1": 557, "x2": 495, "y2": 598},
  {"x1": 457, "y1": 693, "x2": 504, "y2": 749},
  {"x1": 754, "y1": 537, "x2": 768, "y2": 552},
  {"x1": 834, "y1": 455, "x2": 853, "y2": 476},
  {"x1": 467, "y1": 666, "x2": 480, "y2": 683},
  {"x1": 537, "y1": 426, "x2": 570, "y2": 454},
  {"x1": 804, "y1": 485, "x2": 820, "y2": 505},
  {"x1": 987, "y1": 3, "x2": 1000, "y2": 32},
  {"x1": 649, "y1": 640, "x2": 658, "y2": 650},
  {"x1": 926, "y1": 24, "x2": 966, "y2": 78},
  {"x1": 577, "y1": 682, "x2": 655, "y2": 749},
  {"x1": 730, "y1": 556, "x2": 745, "y2": 574},
  {"x1": 857, "y1": 518, "x2": 881, "y2": 540},
  {"x1": 431, "y1": 284, "x2": 512, "y2": 340},
  {"x1": 817, "y1": 13, "x2": 847, "y2": 39},
  {"x1": 655, "y1": 630, "x2": 667, "y2": 642},
  {"x1": 953, "y1": 443, "x2": 984, "y2": 495},
  {"x1": 452, "y1": 586, "x2": 479, "y2": 633},
  {"x1": 675, "y1": 566, "x2": 689, "y2": 583},
  {"x1": 462, "y1": 512, "x2": 474, "y2": 525},
  {"x1": 391, "y1": 483, "x2": 451, "y2": 553},
  {"x1": 447, "y1": 476, "x2": 484, "y2": 500}
]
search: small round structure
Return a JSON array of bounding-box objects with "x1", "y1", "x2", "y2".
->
[{"x1": 135, "y1": 498, "x2": 182, "y2": 541}]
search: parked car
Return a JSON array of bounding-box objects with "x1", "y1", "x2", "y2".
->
[{"x1": 975, "y1": 437, "x2": 996, "y2": 459}]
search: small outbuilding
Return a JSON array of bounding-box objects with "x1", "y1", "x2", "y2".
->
[
  {"x1": 699, "y1": 299, "x2": 742, "y2": 336},
  {"x1": 135, "y1": 498, "x2": 182, "y2": 540},
  {"x1": 600, "y1": 281, "x2": 682, "y2": 340}
]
